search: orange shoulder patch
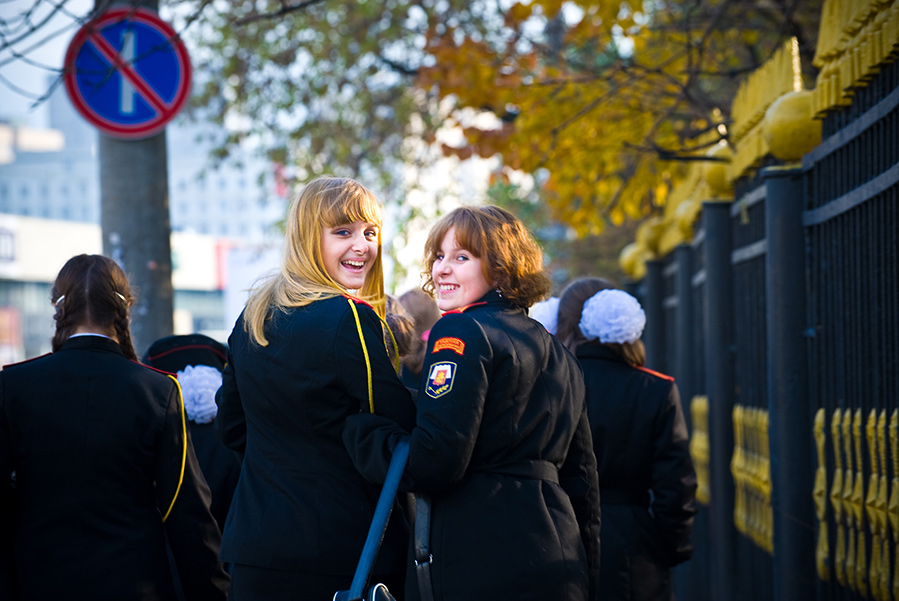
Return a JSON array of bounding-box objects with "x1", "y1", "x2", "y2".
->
[
  {"x1": 432, "y1": 337, "x2": 465, "y2": 355},
  {"x1": 634, "y1": 365, "x2": 675, "y2": 381}
]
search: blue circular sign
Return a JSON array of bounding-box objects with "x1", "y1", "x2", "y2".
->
[{"x1": 63, "y1": 7, "x2": 192, "y2": 140}]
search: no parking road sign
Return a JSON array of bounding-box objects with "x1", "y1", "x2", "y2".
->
[{"x1": 64, "y1": 7, "x2": 192, "y2": 140}]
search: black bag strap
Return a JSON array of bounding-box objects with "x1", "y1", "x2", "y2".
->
[
  {"x1": 334, "y1": 438, "x2": 410, "y2": 601},
  {"x1": 413, "y1": 493, "x2": 435, "y2": 601}
]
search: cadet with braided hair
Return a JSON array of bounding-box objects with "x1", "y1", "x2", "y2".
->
[{"x1": 0, "y1": 254, "x2": 229, "y2": 600}]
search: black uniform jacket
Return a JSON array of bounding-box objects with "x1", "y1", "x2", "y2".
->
[
  {"x1": 344, "y1": 291, "x2": 602, "y2": 601},
  {"x1": 577, "y1": 343, "x2": 697, "y2": 601},
  {"x1": 215, "y1": 295, "x2": 415, "y2": 576},
  {"x1": 144, "y1": 334, "x2": 241, "y2": 532},
  {"x1": 0, "y1": 335, "x2": 229, "y2": 601}
]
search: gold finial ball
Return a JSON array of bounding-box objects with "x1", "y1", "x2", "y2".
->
[
  {"x1": 674, "y1": 199, "x2": 702, "y2": 235},
  {"x1": 762, "y1": 90, "x2": 823, "y2": 161},
  {"x1": 619, "y1": 242, "x2": 651, "y2": 280},
  {"x1": 704, "y1": 142, "x2": 733, "y2": 197},
  {"x1": 635, "y1": 216, "x2": 665, "y2": 255}
]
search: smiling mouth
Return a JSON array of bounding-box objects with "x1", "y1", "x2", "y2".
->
[
  {"x1": 438, "y1": 284, "x2": 458, "y2": 293},
  {"x1": 343, "y1": 260, "x2": 365, "y2": 270}
]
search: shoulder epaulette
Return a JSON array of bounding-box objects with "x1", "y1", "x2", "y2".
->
[
  {"x1": 442, "y1": 301, "x2": 487, "y2": 315},
  {"x1": 634, "y1": 365, "x2": 675, "y2": 382},
  {"x1": 135, "y1": 360, "x2": 178, "y2": 378},
  {"x1": 342, "y1": 294, "x2": 374, "y2": 309},
  {"x1": 3, "y1": 353, "x2": 51, "y2": 369}
]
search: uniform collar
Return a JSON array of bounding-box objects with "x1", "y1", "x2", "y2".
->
[
  {"x1": 59, "y1": 334, "x2": 126, "y2": 356},
  {"x1": 575, "y1": 341, "x2": 626, "y2": 364},
  {"x1": 440, "y1": 289, "x2": 507, "y2": 315}
]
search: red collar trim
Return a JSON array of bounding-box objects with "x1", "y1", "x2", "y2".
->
[
  {"x1": 634, "y1": 365, "x2": 675, "y2": 381},
  {"x1": 342, "y1": 294, "x2": 374, "y2": 309},
  {"x1": 441, "y1": 301, "x2": 487, "y2": 315},
  {"x1": 3, "y1": 353, "x2": 51, "y2": 369},
  {"x1": 138, "y1": 361, "x2": 178, "y2": 377}
]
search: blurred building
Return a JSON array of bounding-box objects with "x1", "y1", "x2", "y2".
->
[{"x1": 0, "y1": 83, "x2": 284, "y2": 362}]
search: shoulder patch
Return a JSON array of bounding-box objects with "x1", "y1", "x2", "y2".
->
[
  {"x1": 425, "y1": 361, "x2": 456, "y2": 399},
  {"x1": 432, "y1": 337, "x2": 465, "y2": 355},
  {"x1": 634, "y1": 365, "x2": 675, "y2": 382}
]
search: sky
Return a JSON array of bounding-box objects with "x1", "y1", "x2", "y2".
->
[{"x1": 1, "y1": 0, "x2": 99, "y2": 128}]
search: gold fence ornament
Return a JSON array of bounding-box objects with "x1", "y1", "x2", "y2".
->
[
  {"x1": 865, "y1": 409, "x2": 882, "y2": 599},
  {"x1": 760, "y1": 410, "x2": 773, "y2": 554},
  {"x1": 831, "y1": 409, "x2": 847, "y2": 585},
  {"x1": 844, "y1": 409, "x2": 857, "y2": 591},
  {"x1": 689, "y1": 396, "x2": 711, "y2": 505},
  {"x1": 853, "y1": 408, "x2": 868, "y2": 597},
  {"x1": 890, "y1": 409, "x2": 899, "y2": 601},
  {"x1": 732, "y1": 404, "x2": 747, "y2": 533},
  {"x1": 814, "y1": 408, "x2": 830, "y2": 581},
  {"x1": 876, "y1": 409, "x2": 889, "y2": 601}
]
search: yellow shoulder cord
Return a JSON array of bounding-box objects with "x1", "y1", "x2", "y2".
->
[
  {"x1": 348, "y1": 298, "x2": 375, "y2": 413},
  {"x1": 162, "y1": 374, "x2": 187, "y2": 522}
]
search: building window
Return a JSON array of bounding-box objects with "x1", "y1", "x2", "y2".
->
[{"x1": 0, "y1": 229, "x2": 14, "y2": 261}]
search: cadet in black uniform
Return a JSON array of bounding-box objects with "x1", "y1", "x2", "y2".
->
[
  {"x1": 0, "y1": 254, "x2": 229, "y2": 601},
  {"x1": 215, "y1": 176, "x2": 414, "y2": 600},
  {"x1": 558, "y1": 279, "x2": 697, "y2": 601},
  {"x1": 344, "y1": 205, "x2": 601, "y2": 601},
  {"x1": 144, "y1": 333, "x2": 241, "y2": 533}
]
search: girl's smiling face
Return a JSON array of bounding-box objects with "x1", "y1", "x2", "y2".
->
[
  {"x1": 321, "y1": 221, "x2": 379, "y2": 290},
  {"x1": 431, "y1": 227, "x2": 491, "y2": 311}
]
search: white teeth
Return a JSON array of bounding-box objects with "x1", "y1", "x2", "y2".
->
[
  {"x1": 439, "y1": 285, "x2": 456, "y2": 291},
  {"x1": 344, "y1": 260, "x2": 364, "y2": 267}
]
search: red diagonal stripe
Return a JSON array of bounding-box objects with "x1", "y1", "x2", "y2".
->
[{"x1": 86, "y1": 30, "x2": 170, "y2": 115}]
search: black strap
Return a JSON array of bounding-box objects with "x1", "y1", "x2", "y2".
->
[
  {"x1": 414, "y1": 493, "x2": 435, "y2": 601},
  {"x1": 334, "y1": 439, "x2": 410, "y2": 601}
]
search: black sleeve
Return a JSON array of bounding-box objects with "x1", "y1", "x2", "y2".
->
[
  {"x1": 650, "y1": 381, "x2": 698, "y2": 566},
  {"x1": 0, "y1": 373, "x2": 16, "y2": 598},
  {"x1": 156, "y1": 379, "x2": 230, "y2": 599},
  {"x1": 558, "y1": 374, "x2": 602, "y2": 598},
  {"x1": 344, "y1": 314, "x2": 490, "y2": 491},
  {"x1": 338, "y1": 300, "x2": 416, "y2": 431},
  {"x1": 215, "y1": 334, "x2": 247, "y2": 454}
]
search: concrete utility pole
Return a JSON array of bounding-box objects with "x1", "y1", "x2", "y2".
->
[{"x1": 96, "y1": 0, "x2": 173, "y2": 355}]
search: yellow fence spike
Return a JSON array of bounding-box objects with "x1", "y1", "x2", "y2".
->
[
  {"x1": 831, "y1": 409, "x2": 846, "y2": 585},
  {"x1": 814, "y1": 409, "x2": 830, "y2": 581}
]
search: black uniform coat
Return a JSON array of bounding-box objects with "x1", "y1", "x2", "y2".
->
[
  {"x1": 576, "y1": 343, "x2": 697, "y2": 601},
  {"x1": 215, "y1": 295, "x2": 415, "y2": 579},
  {"x1": 144, "y1": 334, "x2": 241, "y2": 532},
  {"x1": 0, "y1": 335, "x2": 229, "y2": 601},
  {"x1": 344, "y1": 291, "x2": 602, "y2": 601}
]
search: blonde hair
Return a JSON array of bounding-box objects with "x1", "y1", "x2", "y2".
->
[
  {"x1": 244, "y1": 176, "x2": 386, "y2": 346},
  {"x1": 422, "y1": 205, "x2": 551, "y2": 308}
]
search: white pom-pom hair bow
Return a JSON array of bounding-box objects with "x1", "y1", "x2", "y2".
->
[{"x1": 579, "y1": 289, "x2": 646, "y2": 344}]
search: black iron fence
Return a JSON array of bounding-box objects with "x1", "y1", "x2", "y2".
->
[{"x1": 638, "y1": 57, "x2": 899, "y2": 601}]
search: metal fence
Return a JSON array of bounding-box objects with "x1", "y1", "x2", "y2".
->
[{"x1": 639, "y1": 56, "x2": 899, "y2": 601}]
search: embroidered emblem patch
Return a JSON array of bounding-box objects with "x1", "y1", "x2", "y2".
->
[
  {"x1": 432, "y1": 337, "x2": 465, "y2": 355},
  {"x1": 426, "y1": 362, "x2": 456, "y2": 399}
]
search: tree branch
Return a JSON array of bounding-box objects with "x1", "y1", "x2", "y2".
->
[{"x1": 235, "y1": 0, "x2": 328, "y2": 25}]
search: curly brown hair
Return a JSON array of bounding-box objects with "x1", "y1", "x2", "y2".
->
[{"x1": 422, "y1": 205, "x2": 551, "y2": 308}]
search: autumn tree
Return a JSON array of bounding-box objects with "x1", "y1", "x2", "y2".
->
[{"x1": 419, "y1": 0, "x2": 823, "y2": 234}]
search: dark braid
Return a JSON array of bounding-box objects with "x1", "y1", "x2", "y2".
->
[
  {"x1": 113, "y1": 300, "x2": 138, "y2": 361},
  {"x1": 50, "y1": 254, "x2": 138, "y2": 359}
]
